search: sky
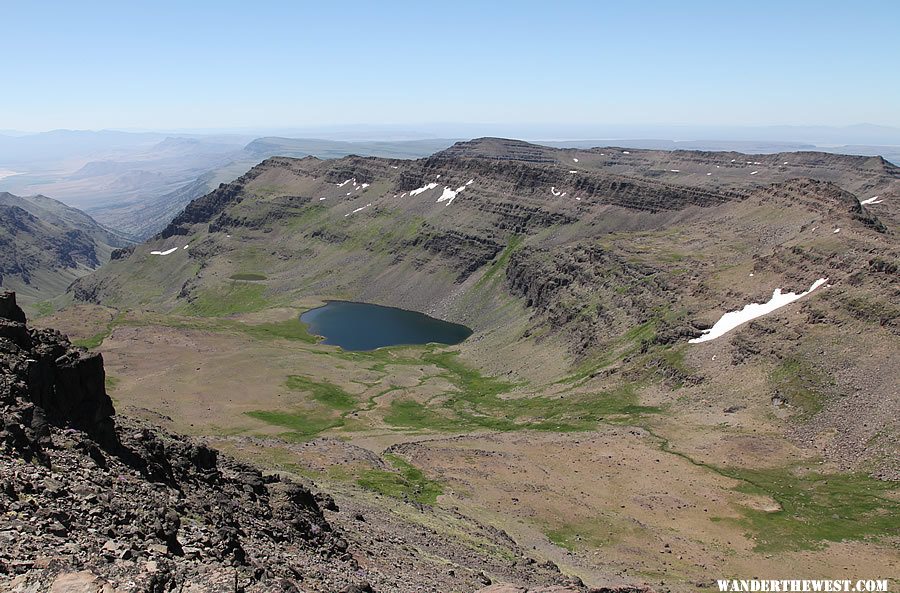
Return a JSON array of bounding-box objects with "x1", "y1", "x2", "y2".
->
[{"x1": 2, "y1": 0, "x2": 899, "y2": 132}]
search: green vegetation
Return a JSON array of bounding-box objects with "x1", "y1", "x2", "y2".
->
[
  {"x1": 721, "y1": 466, "x2": 900, "y2": 552},
  {"x1": 356, "y1": 454, "x2": 444, "y2": 505},
  {"x1": 31, "y1": 301, "x2": 55, "y2": 317},
  {"x1": 354, "y1": 214, "x2": 424, "y2": 253},
  {"x1": 285, "y1": 375, "x2": 355, "y2": 411},
  {"x1": 245, "y1": 410, "x2": 343, "y2": 441},
  {"x1": 229, "y1": 273, "x2": 268, "y2": 281},
  {"x1": 284, "y1": 204, "x2": 327, "y2": 230},
  {"x1": 245, "y1": 374, "x2": 356, "y2": 440},
  {"x1": 179, "y1": 283, "x2": 271, "y2": 317},
  {"x1": 770, "y1": 358, "x2": 825, "y2": 417},
  {"x1": 104, "y1": 375, "x2": 121, "y2": 392},
  {"x1": 651, "y1": 429, "x2": 900, "y2": 552},
  {"x1": 72, "y1": 311, "x2": 125, "y2": 349},
  {"x1": 841, "y1": 294, "x2": 899, "y2": 327},
  {"x1": 561, "y1": 318, "x2": 660, "y2": 384},
  {"x1": 546, "y1": 519, "x2": 616, "y2": 551},
  {"x1": 476, "y1": 235, "x2": 523, "y2": 288},
  {"x1": 239, "y1": 317, "x2": 317, "y2": 343},
  {"x1": 110, "y1": 309, "x2": 317, "y2": 344},
  {"x1": 384, "y1": 350, "x2": 659, "y2": 432},
  {"x1": 73, "y1": 331, "x2": 110, "y2": 349},
  {"x1": 383, "y1": 399, "x2": 461, "y2": 431}
]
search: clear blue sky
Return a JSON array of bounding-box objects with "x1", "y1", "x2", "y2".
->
[{"x1": 3, "y1": 0, "x2": 899, "y2": 131}]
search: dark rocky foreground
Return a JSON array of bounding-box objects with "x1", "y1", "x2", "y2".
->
[
  {"x1": 0, "y1": 291, "x2": 364, "y2": 592},
  {"x1": 1, "y1": 291, "x2": 603, "y2": 592}
]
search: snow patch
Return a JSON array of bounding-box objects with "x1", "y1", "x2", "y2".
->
[
  {"x1": 833, "y1": 228, "x2": 841, "y2": 233},
  {"x1": 622, "y1": 151, "x2": 631, "y2": 154},
  {"x1": 573, "y1": 158, "x2": 579, "y2": 162},
  {"x1": 344, "y1": 203, "x2": 372, "y2": 217},
  {"x1": 689, "y1": 278, "x2": 828, "y2": 344},
  {"x1": 670, "y1": 169, "x2": 680, "y2": 172},
  {"x1": 569, "y1": 170, "x2": 578, "y2": 173},
  {"x1": 860, "y1": 196, "x2": 883, "y2": 205},
  {"x1": 150, "y1": 247, "x2": 179, "y2": 256},
  {"x1": 750, "y1": 171, "x2": 759, "y2": 175},
  {"x1": 409, "y1": 182, "x2": 439, "y2": 197},
  {"x1": 437, "y1": 182, "x2": 471, "y2": 205},
  {"x1": 550, "y1": 186, "x2": 562, "y2": 197},
  {"x1": 336, "y1": 179, "x2": 353, "y2": 188}
]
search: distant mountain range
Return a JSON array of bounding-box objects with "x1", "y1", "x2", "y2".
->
[{"x1": 0, "y1": 133, "x2": 458, "y2": 239}]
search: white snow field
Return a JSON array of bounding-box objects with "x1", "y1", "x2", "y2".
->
[{"x1": 689, "y1": 278, "x2": 828, "y2": 344}]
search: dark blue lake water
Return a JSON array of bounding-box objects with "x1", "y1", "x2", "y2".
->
[{"x1": 300, "y1": 301, "x2": 472, "y2": 351}]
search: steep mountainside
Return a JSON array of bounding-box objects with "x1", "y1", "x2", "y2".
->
[
  {"x1": 0, "y1": 193, "x2": 131, "y2": 309},
  {"x1": 77, "y1": 140, "x2": 894, "y2": 312}
]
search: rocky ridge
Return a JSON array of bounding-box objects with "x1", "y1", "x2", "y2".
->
[{"x1": 0, "y1": 192, "x2": 131, "y2": 309}]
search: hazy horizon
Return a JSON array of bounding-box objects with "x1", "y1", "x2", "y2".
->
[{"x1": 3, "y1": 122, "x2": 900, "y2": 148}]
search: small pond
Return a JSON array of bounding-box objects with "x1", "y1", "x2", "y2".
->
[{"x1": 300, "y1": 301, "x2": 472, "y2": 351}]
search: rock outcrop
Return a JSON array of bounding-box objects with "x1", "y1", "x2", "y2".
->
[
  {"x1": 1, "y1": 291, "x2": 116, "y2": 459},
  {"x1": 506, "y1": 243, "x2": 673, "y2": 355}
]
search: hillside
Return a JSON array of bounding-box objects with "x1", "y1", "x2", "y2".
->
[
  {"x1": 58, "y1": 139, "x2": 900, "y2": 589},
  {"x1": 0, "y1": 192, "x2": 131, "y2": 310}
]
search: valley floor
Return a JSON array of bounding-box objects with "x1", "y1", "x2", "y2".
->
[{"x1": 36, "y1": 302, "x2": 900, "y2": 592}]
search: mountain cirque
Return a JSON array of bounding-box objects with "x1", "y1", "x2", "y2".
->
[
  {"x1": 0, "y1": 290, "x2": 586, "y2": 592},
  {"x1": 15, "y1": 138, "x2": 900, "y2": 590}
]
